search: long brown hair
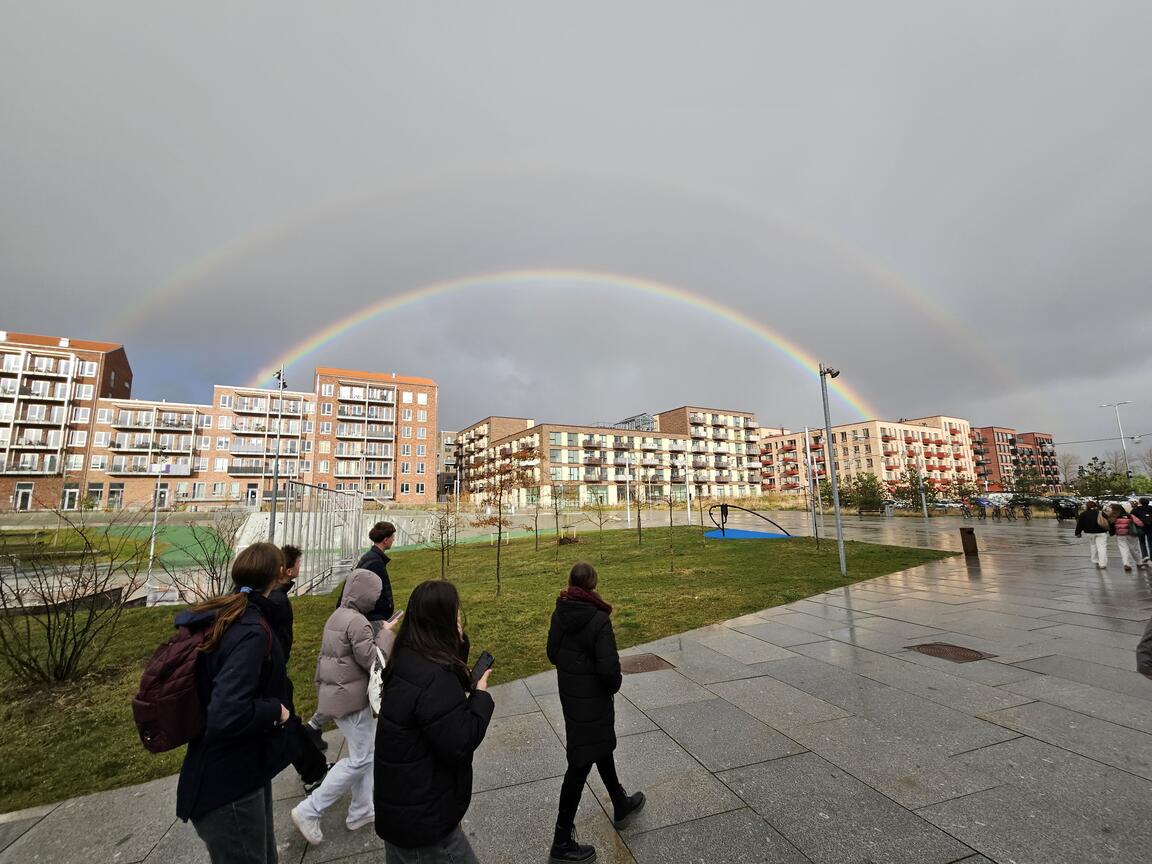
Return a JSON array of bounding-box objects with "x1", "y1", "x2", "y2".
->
[
  {"x1": 192, "y1": 542, "x2": 284, "y2": 652},
  {"x1": 385, "y1": 580, "x2": 470, "y2": 689}
]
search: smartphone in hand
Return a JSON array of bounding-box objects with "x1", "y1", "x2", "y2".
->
[
  {"x1": 469, "y1": 651, "x2": 495, "y2": 689},
  {"x1": 386, "y1": 609, "x2": 404, "y2": 625}
]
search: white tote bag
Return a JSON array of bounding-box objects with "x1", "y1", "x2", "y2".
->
[{"x1": 368, "y1": 646, "x2": 387, "y2": 714}]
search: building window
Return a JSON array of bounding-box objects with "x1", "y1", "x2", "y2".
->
[
  {"x1": 214, "y1": 458, "x2": 227, "y2": 472},
  {"x1": 417, "y1": 428, "x2": 427, "y2": 439},
  {"x1": 216, "y1": 438, "x2": 229, "y2": 451},
  {"x1": 401, "y1": 444, "x2": 411, "y2": 455},
  {"x1": 73, "y1": 383, "x2": 94, "y2": 399},
  {"x1": 219, "y1": 395, "x2": 233, "y2": 408},
  {"x1": 320, "y1": 422, "x2": 332, "y2": 435},
  {"x1": 402, "y1": 409, "x2": 413, "y2": 421},
  {"x1": 417, "y1": 393, "x2": 427, "y2": 405},
  {"x1": 322, "y1": 403, "x2": 332, "y2": 416},
  {"x1": 93, "y1": 431, "x2": 109, "y2": 447},
  {"x1": 96, "y1": 408, "x2": 112, "y2": 424},
  {"x1": 400, "y1": 482, "x2": 411, "y2": 494},
  {"x1": 416, "y1": 444, "x2": 426, "y2": 456},
  {"x1": 402, "y1": 426, "x2": 412, "y2": 438},
  {"x1": 216, "y1": 416, "x2": 230, "y2": 430},
  {"x1": 416, "y1": 462, "x2": 425, "y2": 474},
  {"x1": 402, "y1": 392, "x2": 413, "y2": 404},
  {"x1": 319, "y1": 460, "x2": 330, "y2": 473},
  {"x1": 71, "y1": 407, "x2": 90, "y2": 422},
  {"x1": 417, "y1": 410, "x2": 427, "y2": 422},
  {"x1": 401, "y1": 461, "x2": 411, "y2": 474},
  {"x1": 90, "y1": 455, "x2": 107, "y2": 470},
  {"x1": 67, "y1": 430, "x2": 87, "y2": 446},
  {"x1": 416, "y1": 483, "x2": 425, "y2": 494},
  {"x1": 321, "y1": 383, "x2": 334, "y2": 396}
]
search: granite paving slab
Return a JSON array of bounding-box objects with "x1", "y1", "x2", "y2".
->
[
  {"x1": 887, "y1": 649, "x2": 1041, "y2": 685},
  {"x1": 790, "y1": 640, "x2": 1034, "y2": 714},
  {"x1": 465, "y1": 775, "x2": 635, "y2": 864},
  {"x1": 0, "y1": 775, "x2": 178, "y2": 864},
  {"x1": 619, "y1": 668, "x2": 717, "y2": 712},
  {"x1": 919, "y1": 737, "x2": 1152, "y2": 864},
  {"x1": 1010, "y1": 655, "x2": 1152, "y2": 702},
  {"x1": 1002, "y1": 674, "x2": 1152, "y2": 734},
  {"x1": 689, "y1": 629, "x2": 799, "y2": 664},
  {"x1": 784, "y1": 715, "x2": 1005, "y2": 809},
  {"x1": 523, "y1": 669, "x2": 558, "y2": 695},
  {"x1": 1031, "y1": 636, "x2": 1140, "y2": 670},
  {"x1": 1038, "y1": 611, "x2": 1149, "y2": 634},
  {"x1": 0, "y1": 817, "x2": 44, "y2": 856},
  {"x1": 707, "y1": 674, "x2": 850, "y2": 729},
  {"x1": 625, "y1": 807, "x2": 809, "y2": 864},
  {"x1": 823, "y1": 627, "x2": 957, "y2": 653},
  {"x1": 651, "y1": 639, "x2": 783, "y2": 685},
  {"x1": 732, "y1": 620, "x2": 829, "y2": 648},
  {"x1": 978, "y1": 700, "x2": 1152, "y2": 780},
  {"x1": 646, "y1": 698, "x2": 806, "y2": 772},
  {"x1": 140, "y1": 815, "x2": 212, "y2": 864},
  {"x1": 586, "y1": 730, "x2": 745, "y2": 836},
  {"x1": 488, "y1": 679, "x2": 541, "y2": 718},
  {"x1": 719, "y1": 752, "x2": 973, "y2": 864},
  {"x1": 534, "y1": 692, "x2": 658, "y2": 744},
  {"x1": 472, "y1": 712, "x2": 567, "y2": 792}
]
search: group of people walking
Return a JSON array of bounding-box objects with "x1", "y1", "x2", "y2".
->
[
  {"x1": 1074, "y1": 498, "x2": 1152, "y2": 571},
  {"x1": 171, "y1": 519, "x2": 642, "y2": 864}
]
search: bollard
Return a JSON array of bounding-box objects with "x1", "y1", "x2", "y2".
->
[{"x1": 959, "y1": 526, "x2": 978, "y2": 557}]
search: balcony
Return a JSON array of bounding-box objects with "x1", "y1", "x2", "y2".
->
[
  {"x1": 233, "y1": 423, "x2": 269, "y2": 435},
  {"x1": 157, "y1": 417, "x2": 195, "y2": 429},
  {"x1": 585, "y1": 456, "x2": 604, "y2": 465},
  {"x1": 641, "y1": 458, "x2": 660, "y2": 467},
  {"x1": 691, "y1": 428, "x2": 707, "y2": 438},
  {"x1": 780, "y1": 445, "x2": 796, "y2": 453},
  {"x1": 337, "y1": 407, "x2": 367, "y2": 420},
  {"x1": 366, "y1": 388, "x2": 394, "y2": 404},
  {"x1": 107, "y1": 464, "x2": 153, "y2": 475},
  {"x1": 15, "y1": 413, "x2": 62, "y2": 426},
  {"x1": 113, "y1": 415, "x2": 153, "y2": 429},
  {"x1": 228, "y1": 463, "x2": 266, "y2": 475},
  {"x1": 19, "y1": 387, "x2": 67, "y2": 401},
  {"x1": 809, "y1": 442, "x2": 823, "y2": 450},
  {"x1": 641, "y1": 441, "x2": 658, "y2": 450},
  {"x1": 9, "y1": 438, "x2": 59, "y2": 450},
  {"x1": 711, "y1": 432, "x2": 728, "y2": 440},
  {"x1": 233, "y1": 401, "x2": 268, "y2": 415},
  {"x1": 668, "y1": 441, "x2": 687, "y2": 451},
  {"x1": 109, "y1": 438, "x2": 153, "y2": 451}
]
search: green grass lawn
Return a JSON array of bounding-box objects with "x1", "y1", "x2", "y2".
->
[{"x1": 0, "y1": 527, "x2": 951, "y2": 813}]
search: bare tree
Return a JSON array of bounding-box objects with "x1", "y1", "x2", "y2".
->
[
  {"x1": 550, "y1": 482, "x2": 571, "y2": 559},
  {"x1": 472, "y1": 443, "x2": 539, "y2": 595},
  {"x1": 433, "y1": 499, "x2": 458, "y2": 579},
  {"x1": 1056, "y1": 452, "x2": 1080, "y2": 487},
  {"x1": 581, "y1": 495, "x2": 614, "y2": 562},
  {"x1": 1136, "y1": 446, "x2": 1152, "y2": 478},
  {"x1": 0, "y1": 508, "x2": 150, "y2": 683},
  {"x1": 658, "y1": 493, "x2": 677, "y2": 573},
  {"x1": 157, "y1": 509, "x2": 247, "y2": 602},
  {"x1": 1103, "y1": 449, "x2": 1129, "y2": 477}
]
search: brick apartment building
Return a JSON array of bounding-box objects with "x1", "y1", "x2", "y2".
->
[
  {"x1": 436, "y1": 430, "x2": 458, "y2": 499},
  {"x1": 0, "y1": 332, "x2": 439, "y2": 510},
  {"x1": 456, "y1": 406, "x2": 762, "y2": 506},
  {"x1": 970, "y1": 426, "x2": 1059, "y2": 492},
  {"x1": 759, "y1": 415, "x2": 977, "y2": 495}
]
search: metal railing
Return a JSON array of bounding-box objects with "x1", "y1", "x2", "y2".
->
[{"x1": 280, "y1": 481, "x2": 364, "y2": 596}]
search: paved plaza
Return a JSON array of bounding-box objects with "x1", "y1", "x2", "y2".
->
[{"x1": 3, "y1": 516, "x2": 1152, "y2": 863}]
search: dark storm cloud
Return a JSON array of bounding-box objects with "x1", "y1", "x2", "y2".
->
[{"x1": 2, "y1": 1, "x2": 1151, "y2": 454}]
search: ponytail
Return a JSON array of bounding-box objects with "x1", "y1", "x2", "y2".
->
[{"x1": 188, "y1": 542, "x2": 284, "y2": 653}]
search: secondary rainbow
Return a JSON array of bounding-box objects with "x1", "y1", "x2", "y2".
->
[{"x1": 246, "y1": 269, "x2": 880, "y2": 419}]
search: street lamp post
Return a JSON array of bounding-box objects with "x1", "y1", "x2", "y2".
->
[
  {"x1": 268, "y1": 368, "x2": 286, "y2": 543},
  {"x1": 1100, "y1": 401, "x2": 1134, "y2": 492},
  {"x1": 146, "y1": 449, "x2": 169, "y2": 587},
  {"x1": 819, "y1": 365, "x2": 847, "y2": 577},
  {"x1": 624, "y1": 451, "x2": 632, "y2": 526}
]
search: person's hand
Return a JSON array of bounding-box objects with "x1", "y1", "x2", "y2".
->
[
  {"x1": 475, "y1": 669, "x2": 492, "y2": 692},
  {"x1": 382, "y1": 611, "x2": 403, "y2": 632},
  {"x1": 457, "y1": 610, "x2": 464, "y2": 639},
  {"x1": 279, "y1": 704, "x2": 290, "y2": 725}
]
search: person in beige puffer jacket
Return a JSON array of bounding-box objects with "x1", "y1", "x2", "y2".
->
[{"x1": 291, "y1": 568, "x2": 396, "y2": 846}]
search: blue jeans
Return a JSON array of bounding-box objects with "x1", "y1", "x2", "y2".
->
[
  {"x1": 384, "y1": 825, "x2": 479, "y2": 864},
  {"x1": 192, "y1": 783, "x2": 276, "y2": 864}
]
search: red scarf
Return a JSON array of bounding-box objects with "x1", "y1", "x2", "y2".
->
[{"x1": 559, "y1": 585, "x2": 613, "y2": 614}]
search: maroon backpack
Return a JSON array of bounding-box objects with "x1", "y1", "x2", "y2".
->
[{"x1": 133, "y1": 616, "x2": 273, "y2": 754}]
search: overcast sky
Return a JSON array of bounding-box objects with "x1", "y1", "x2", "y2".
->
[{"x1": 3, "y1": 2, "x2": 1151, "y2": 463}]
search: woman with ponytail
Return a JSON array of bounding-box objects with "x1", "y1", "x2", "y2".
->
[
  {"x1": 175, "y1": 542, "x2": 294, "y2": 864},
  {"x1": 373, "y1": 580, "x2": 494, "y2": 863}
]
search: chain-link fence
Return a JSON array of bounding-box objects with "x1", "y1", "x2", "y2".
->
[{"x1": 280, "y1": 481, "x2": 364, "y2": 595}]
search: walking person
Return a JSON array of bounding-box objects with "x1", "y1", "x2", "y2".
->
[
  {"x1": 175, "y1": 542, "x2": 294, "y2": 864},
  {"x1": 290, "y1": 569, "x2": 397, "y2": 846},
  {"x1": 305, "y1": 521, "x2": 398, "y2": 748},
  {"x1": 265, "y1": 545, "x2": 330, "y2": 792},
  {"x1": 1132, "y1": 497, "x2": 1152, "y2": 564},
  {"x1": 1074, "y1": 501, "x2": 1110, "y2": 569},
  {"x1": 547, "y1": 562, "x2": 645, "y2": 864},
  {"x1": 1107, "y1": 503, "x2": 1145, "y2": 572},
  {"x1": 374, "y1": 581, "x2": 494, "y2": 863}
]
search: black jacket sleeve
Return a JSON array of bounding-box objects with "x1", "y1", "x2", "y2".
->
[
  {"x1": 592, "y1": 617, "x2": 622, "y2": 695},
  {"x1": 369, "y1": 564, "x2": 394, "y2": 622},
  {"x1": 265, "y1": 588, "x2": 293, "y2": 663},
  {"x1": 204, "y1": 629, "x2": 281, "y2": 741},
  {"x1": 1138, "y1": 617, "x2": 1152, "y2": 677},
  {"x1": 416, "y1": 670, "x2": 495, "y2": 763}
]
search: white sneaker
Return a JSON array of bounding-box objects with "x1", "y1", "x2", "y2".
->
[
  {"x1": 346, "y1": 813, "x2": 375, "y2": 831},
  {"x1": 291, "y1": 804, "x2": 324, "y2": 845}
]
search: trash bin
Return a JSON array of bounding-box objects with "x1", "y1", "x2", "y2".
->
[
  {"x1": 884, "y1": 504, "x2": 895, "y2": 518},
  {"x1": 959, "y1": 526, "x2": 978, "y2": 556}
]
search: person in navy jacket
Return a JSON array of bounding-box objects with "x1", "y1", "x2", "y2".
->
[{"x1": 175, "y1": 542, "x2": 294, "y2": 864}]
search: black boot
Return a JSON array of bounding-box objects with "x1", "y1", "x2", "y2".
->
[
  {"x1": 612, "y1": 791, "x2": 646, "y2": 827},
  {"x1": 549, "y1": 824, "x2": 596, "y2": 863},
  {"x1": 305, "y1": 723, "x2": 328, "y2": 752}
]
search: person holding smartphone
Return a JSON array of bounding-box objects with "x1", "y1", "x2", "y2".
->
[
  {"x1": 547, "y1": 562, "x2": 644, "y2": 863},
  {"x1": 290, "y1": 569, "x2": 397, "y2": 846},
  {"x1": 374, "y1": 580, "x2": 494, "y2": 863}
]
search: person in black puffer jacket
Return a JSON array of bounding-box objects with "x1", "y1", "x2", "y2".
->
[
  {"x1": 546, "y1": 562, "x2": 645, "y2": 864},
  {"x1": 176, "y1": 542, "x2": 295, "y2": 864},
  {"x1": 374, "y1": 580, "x2": 493, "y2": 863}
]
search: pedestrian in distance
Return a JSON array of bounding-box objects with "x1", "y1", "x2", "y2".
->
[
  {"x1": 547, "y1": 562, "x2": 645, "y2": 864},
  {"x1": 1074, "y1": 501, "x2": 1110, "y2": 569},
  {"x1": 290, "y1": 569, "x2": 397, "y2": 846},
  {"x1": 175, "y1": 542, "x2": 295, "y2": 864},
  {"x1": 374, "y1": 580, "x2": 494, "y2": 864},
  {"x1": 306, "y1": 521, "x2": 398, "y2": 747},
  {"x1": 1131, "y1": 497, "x2": 1152, "y2": 564},
  {"x1": 1107, "y1": 503, "x2": 1145, "y2": 572},
  {"x1": 264, "y1": 545, "x2": 330, "y2": 792}
]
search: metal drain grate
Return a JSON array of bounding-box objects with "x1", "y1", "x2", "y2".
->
[
  {"x1": 620, "y1": 653, "x2": 674, "y2": 674},
  {"x1": 906, "y1": 643, "x2": 997, "y2": 663}
]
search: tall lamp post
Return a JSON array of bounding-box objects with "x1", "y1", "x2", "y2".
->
[
  {"x1": 1100, "y1": 401, "x2": 1134, "y2": 492},
  {"x1": 819, "y1": 364, "x2": 847, "y2": 577},
  {"x1": 268, "y1": 367, "x2": 286, "y2": 543},
  {"x1": 146, "y1": 449, "x2": 169, "y2": 587}
]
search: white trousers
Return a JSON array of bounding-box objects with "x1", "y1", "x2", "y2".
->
[
  {"x1": 1117, "y1": 535, "x2": 1141, "y2": 568},
  {"x1": 296, "y1": 705, "x2": 376, "y2": 826},
  {"x1": 1087, "y1": 534, "x2": 1108, "y2": 566}
]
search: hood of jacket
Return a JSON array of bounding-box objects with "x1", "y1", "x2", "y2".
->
[
  {"x1": 554, "y1": 597, "x2": 602, "y2": 633},
  {"x1": 174, "y1": 608, "x2": 216, "y2": 630},
  {"x1": 340, "y1": 568, "x2": 383, "y2": 615}
]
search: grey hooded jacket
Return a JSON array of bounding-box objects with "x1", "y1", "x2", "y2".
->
[{"x1": 314, "y1": 568, "x2": 396, "y2": 718}]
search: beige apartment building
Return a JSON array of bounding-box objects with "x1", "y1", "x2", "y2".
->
[
  {"x1": 457, "y1": 406, "x2": 762, "y2": 506},
  {"x1": 0, "y1": 332, "x2": 440, "y2": 510},
  {"x1": 759, "y1": 415, "x2": 976, "y2": 494}
]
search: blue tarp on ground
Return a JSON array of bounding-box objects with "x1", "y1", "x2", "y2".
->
[{"x1": 704, "y1": 528, "x2": 791, "y2": 540}]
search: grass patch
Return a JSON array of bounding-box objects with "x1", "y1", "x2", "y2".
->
[{"x1": 0, "y1": 527, "x2": 950, "y2": 813}]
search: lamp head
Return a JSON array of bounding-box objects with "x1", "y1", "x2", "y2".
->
[{"x1": 823, "y1": 366, "x2": 840, "y2": 379}]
